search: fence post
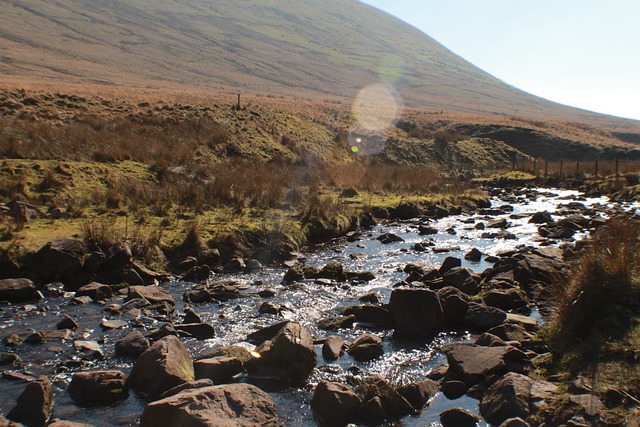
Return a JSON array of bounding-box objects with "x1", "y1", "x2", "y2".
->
[
  {"x1": 576, "y1": 161, "x2": 580, "y2": 179},
  {"x1": 616, "y1": 156, "x2": 619, "y2": 178},
  {"x1": 560, "y1": 160, "x2": 564, "y2": 179},
  {"x1": 594, "y1": 160, "x2": 598, "y2": 180},
  {"x1": 533, "y1": 158, "x2": 537, "y2": 176},
  {"x1": 237, "y1": 92, "x2": 241, "y2": 110},
  {"x1": 545, "y1": 160, "x2": 548, "y2": 178}
]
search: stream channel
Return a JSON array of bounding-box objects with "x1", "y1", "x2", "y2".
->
[{"x1": 1, "y1": 187, "x2": 638, "y2": 426}]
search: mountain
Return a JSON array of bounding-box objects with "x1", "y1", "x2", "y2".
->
[{"x1": 0, "y1": 0, "x2": 638, "y2": 131}]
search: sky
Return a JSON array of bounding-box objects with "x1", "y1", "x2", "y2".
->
[{"x1": 360, "y1": 0, "x2": 640, "y2": 121}]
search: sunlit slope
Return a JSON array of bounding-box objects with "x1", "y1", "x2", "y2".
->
[{"x1": 0, "y1": 0, "x2": 638, "y2": 128}]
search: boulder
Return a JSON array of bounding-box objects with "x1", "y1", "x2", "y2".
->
[
  {"x1": 441, "y1": 343, "x2": 510, "y2": 386},
  {"x1": 377, "y1": 233, "x2": 404, "y2": 244},
  {"x1": 440, "y1": 380, "x2": 468, "y2": 399},
  {"x1": 159, "y1": 379, "x2": 214, "y2": 399},
  {"x1": 126, "y1": 285, "x2": 174, "y2": 306},
  {"x1": 115, "y1": 330, "x2": 150, "y2": 358},
  {"x1": 100, "y1": 319, "x2": 128, "y2": 330},
  {"x1": 194, "y1": 357, "x2": 243, "y2": 384},
  {"x1": 199, "y1": 345, "x2": 253, "y2": 365},
  {"x1": 347, "y1": 333, "x2": 383, "y2": 361},
  {"x1": 322, "y1": 335, "x2": 345, "y2": 361},
  {"x1": 68, "y1": 371, "x2": 127, "y2": 405},
  {"x1": 127, "y1": 335, "x2": 195, "y2": 398},
  {"x1": 479, "y1": 372, "x2": 533, "y2": 425},
  {"x1": 311, "y1": 381, "x2": 361, "y2": 424},
  {"x1": 246, "y1": 321, "x2": 290, "y2": 345},
  {"x1": 388, "y1": 288, "x2": 443, "y2": 337},
  {"x1": 317, "y1": 262, "x2": 346, "y2": 282},
  {"x1": 7, "y1": 377, "x2": 53, "y2": 426},
  {"x1": 442, "y1": 267, "x2": 478, "y2": 295},
  {"x1": 529, "y1": 211, "x2": 554, "y2": 224},
  {"x1": 440, "y1": 289, "x2": 470, "y2": 328},
  {"x1": 56, "y1": 315, "x2": 78, "y2": 330},
  {"x1": 464, "y1": 303, "x2": 507, "y2": 332},
  {"x1": 318, "y1": 314, "x2": 356, "y2": 330},
  {"x1": 418, "y1": 225, "x2": 438, "y2": 235},
  {"x1": 73, "y1": 340, "x2": 103, "y2": 359},
  {"x1": 344, "y1": 304, "x2": 393, "y2": 328},
  {"x1": 439, "y1": 257, "x2": 461, "y2": 275},
  {"x1": 0, "y1": 352, "x2": 20, "y2": 366},
  {"x1": 464, "y1": 248, "x2": 483, "y2": 262},
  {"x1": 283, "y1": 263, "x2": 318, "y2": 282},
  {"x1": 99, "y1": 242, "x2": 133, "y2": 273},
  {"x1": 47, "y1": 421, "x2": 95, "y2": 427},
  {"x1": 499, "y1": 418, "x2": 530, "y2": 427},
  {"x1": 440, "y1": 407, "x2": 480, "y2": 427},
  {"x1": 36, "y1": 239, "x2": 87, "y2": 283},
  {"x1": 174, "y1": 323, "x2": 216, "y2": 340},
  {"x1": 398, "y1": 379, "x2": 438, "y2": 409},
  {"x1": 140, "y1": 384, "x2": 280, "y2": 427},
  {"x1": 0, "y1": 279, "x2": 41, "y2": 303},
  {"x1": 246, "y1": 322, "x2": 317, "y2": 379}
]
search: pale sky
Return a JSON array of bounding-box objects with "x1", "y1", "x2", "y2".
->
[{"x1": 361, "y1": 0, "x2": 640, "y2": 121}]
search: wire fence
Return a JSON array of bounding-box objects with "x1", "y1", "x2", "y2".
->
[{"x1": 511, "y1": 158, "x2": 640, "y2": 180}]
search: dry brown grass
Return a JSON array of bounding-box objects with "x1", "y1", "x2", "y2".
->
[{"x1": 545, "y1": 216, "x2": 640, "y2": 354}]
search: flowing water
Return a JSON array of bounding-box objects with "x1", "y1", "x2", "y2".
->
[{"x1": 1, "y1": 188, "x2": 638, "y2": 426}]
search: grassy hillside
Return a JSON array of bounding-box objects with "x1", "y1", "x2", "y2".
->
[{"x1": 1, "y1": 0, "x2": 640, "y2": 132}]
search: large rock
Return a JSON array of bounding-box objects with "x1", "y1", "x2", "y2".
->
[
  {"x1": 388, "y1": 288, "x2": 443, "y2": 337},
  {"x1": 479, "y1": 372, "x2": 533, "y2": 426},
  {"x1": 36, "y1": 239, "x2": 87, "y2": 283},
  {"x1": 194, "y1": 357, "x2": 244, "y2": 384},
  {"x1": 347, "y1": 333, "x2": 383, "y2": 361},
  {"x1": 115, "y1": 330, "x2": 150, "y2": 358},
  {"x1": 344, "y1": 305, "x2": 393, "y2": 328},
  {"x1": 0, "y1": 279, "x2": 41, "y2": 303},
  {"x1": 127, "y1": 335, "x2": 195, "y2": 398},
  {"x1": 7, "y1": 377, "x2": 53, "y2": 426},
  {"x1": 322, "y1": 335, "x2": 345, "y2": 361},
  {"x1": 246, "y1": 322, "x2": 317, "y2": 379},
  {"x1": 311, "y1": 381, "x2": 362, "y2": 424},
  {"x1": 464, "y1": 303, "x2": 507, "y2": 332},
  {"x1": 68, "y1": 371, "x2": 127, "y2": 405},
  {"x1": 75, "y1": 282, "x2": 113, "y2": 302},
  {"x1": 126, "y1": 285, "x2": 175, "y2": 306},
  {"x1": 441, "y1": 343, "x2": 510, "y2": 386},
  {"x1": 440, "y1": 407, "x2": 480, "y2": 427},
  {"x1": 398, "y1": 379, "x2": 439, "y2": 410},
  {"x1": 47, "y1": 421, "x2": 94, "y2": 427},
  {"x1": 140, "y1": 384, "x2": 280, "y2": 427}
]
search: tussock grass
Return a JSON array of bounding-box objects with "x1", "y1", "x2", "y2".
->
[{"x1": 544, "y1": 216, "x2": 640, "y2": 355}]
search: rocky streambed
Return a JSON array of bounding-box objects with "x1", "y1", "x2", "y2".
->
[{"x1": 1, "y1": 187, "x2": 637, "y2": 426}]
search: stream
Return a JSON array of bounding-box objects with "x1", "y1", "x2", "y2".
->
[{"x1": 1, "y1": 187, "x2": 638, "y2": 426}]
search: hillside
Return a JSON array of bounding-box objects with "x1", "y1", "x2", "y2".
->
[{"x1": 1, "y1": 0, "x2": 639, "y2": 133}]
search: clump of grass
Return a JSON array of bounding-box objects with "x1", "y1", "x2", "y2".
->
[{"x1": 543, "y1": 215, "x2": 640, "y2": 355}]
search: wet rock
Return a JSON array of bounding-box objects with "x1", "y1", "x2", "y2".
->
[
  {"x1": 344, "y1": 304, "x2": 393, "y2": 328},
  {"x1": 148, "y1": 324, "x2": 179, "y2": 341},
  {"x1": 176, "y1": 256, "x2": 198, "y2": 271},
  {"x1": 439, "y1": 256, "x2": 461, "y2": 275},
  {"x1": 479, "y1": 372, "x2": 533, "y2": 425},
  {"x1": 347, "y1": 333, "x2": 383, "y2": 361},
  {"x1": 464, "y1": 303, "x2": 507, "y2": 332},
  {"x1": 442, "y1": 343, "x2": 510, "y2": 386},
  {"x1": 3, "y1": 334, "x2": 24, "y2": 347},
  {"x1": 283, "y1": 262, "x2": 318, "y2": 282},
  {"x1": 140, "y1": 384, "x2": 280, "y2": 427},
  {"x1": 132, "y1": 262, "x2": 169, "y2": 284},
  {"x1": 318, "y1": 314, "x2": 355, "y2": 330},
  {"x1": 70, "y1": 296, "x2": 93, "y2": 305},
  {"x1": 0, "y1": 352, "x2": 20, "y2": 366},
  {"x1": 439, "y1": 287, "x2": 470, "y2": 328},
  {"x1": 389, "y1": 288, "x2": 443, "y2": 337},
  {"x1": 440, "y1": 407, "x2": 480, "y2": 427},
  {"x1": 100, "y1": 319, "x2": 128, "y2": 330},
  {"x1": 35, "y1": 239, "x2": 87, "y2": 284},
  {"x1": 487, "y1": 323, "x2": 528, "y2": 342},
  {"x1": 244, "y1": 259, "x2": 262, "y2": 272},
  {"x1": 74, "y1": 340, "x2": 103, "y2": 359},
  {"x1": 115, "y1": 330, "x2": 150, "y2": 358},
  {"x1": 465, "y1": 248, "x2": 483, "y2": 262},
  {"x1": 0, "y1": 279, "x2": 41, "y2": 303},
  {"x1": 322, "y1": 335, "x2": 345, "y2": 361},
  {"x1": 258, "y1": 301, "x2": 280, "y2": 315},
  {"x1": 174, "y1": 323, "x2": 216, "y2": 340},
  {"x1": 482, "y1": 230, "x2": 517, "y2": 240},
  {"x1": 25, "y1": 331, "x2": 46, "y2": 345},
  {"x1": 47, "y1": 420, "x2": 94, "y2": 427},
  {"x1": 182, "y1": 307, "x2": 202, "y2": 324},
  {"x1": 441, "y1": 380, "x2": 469, "y2": 399},
  {"x1": 398, "y1": 379, "x2": 438, "y2": 410},
  {"x1": 317, "y1": 262, "x2": 346, "y2": 281},
  {"x1": 246, "y1": 322, "x2": 317, "y2": 379},
  {"x1": 246, "y1": 321, "x2": 290, "y2": 345},
  {"x1": 126, "y1": 285, "x2": 174, "y2": 307},
  {"x1": 529, "y1": 211, "x2": 555, "y2": 224},
  {"x1": 41, "y1": 282, "x2": 65, "y2": 297},
  {"x1": 68, "y1": 370, "x2": 127, "y2": 405},
  {"x1": 357, "y1": 376, "x2": 414, "y2": 419},
  {"x1": 357, "y1": 396, "x2": 387, "y2": 424},
  {"x1": 359, "y1": 292, "x2": 381, "y2": 304},
  {"x1": 198, "y1": 248, "x2": 221, "y2": 268},
  {"x1": 377, "y1": 233, "x2": 405, "y2": 244},
  {"x1": 56, "y1": 315, "x2": 78, "y2": 330},
  {"x1": 181, "y1": 265, "x2": 211, "y2": 283},
  {"x1": 128, "y1": 335, "x2": 195, "y2": 398},
  {"x1": 258, "y1": 289, "x2": 276, "y2": 298},
  {"x1": 345, "y1": 270, "x2": 376, "y2": 282},
  {"x1": 198, "y1": 345, "x2": 253, "y2": 364},
  {"x1": 418, "y1": 225, "x2": 438, "y2": 235},
  {"x1": 223, "y1": 257, "x2": 245, "y2": 273},
  {"x1": 392, "y1": 202, "x2": 423, "y2": 219},
  {"x1": 7, "y1": 377, "x2": 53, "y2": 426},
  {"x1": 194, "y1": 356, "x2": 243, "y2": 384},
  {"x1": 487, "y1": 218, "x2": 509, "y2": 229},
  {"x1": 442, "y1": 267, "x2": 478, "y2": 295},
  {"x1": 311, "y1": 381, "x2": 361, "y2": 424},
  {"x1": 159, "y1": 379, "x2": 214, "y2": 399},
  {"x1": 499, "y1": 418, "x2": 530, "y2": 427},
  {"x1": 100, "y1": 242, "x2": 133, "y2": 273},
  {"x1": 483, "y1": 288, "x2": 528, "y2": 312},
  {"x1": 475, "y1": 333, "x2": 508, "y2": 347}
]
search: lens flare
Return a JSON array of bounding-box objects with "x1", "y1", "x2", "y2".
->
[
  {"x1": 353, "y1": 84, "x2": 403, "y2": 131},
  {"x1": 351, "y1": 146, "x2": 359, "y2": 153}
]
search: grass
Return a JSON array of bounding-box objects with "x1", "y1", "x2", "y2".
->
[{"x1": 535, "y1": 216, "x2": 640, "y2": 422}]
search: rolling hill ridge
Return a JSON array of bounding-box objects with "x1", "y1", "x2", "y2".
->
[{"x1": 1, "y1": 0, "x2": 639, "y2": 132}]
